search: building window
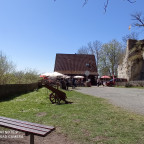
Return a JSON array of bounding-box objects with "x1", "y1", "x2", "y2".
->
[{"x1": 86, "y1": 63, "x2": 90, "y2": 67}]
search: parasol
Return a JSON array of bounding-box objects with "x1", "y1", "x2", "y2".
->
[
  {"x1": 101, "y1": 75, "x2": 110, "y2": 79},
  {"x1": 74, "y1": 76, "x2": 84, "y2": 79},
  {"x1": 40, "y1": 72, "x2": 66, "y2": 78}
]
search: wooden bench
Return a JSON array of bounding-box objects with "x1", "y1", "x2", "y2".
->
[{"x1": 0, "y1": 116, "x2": 55, "y2": 144}]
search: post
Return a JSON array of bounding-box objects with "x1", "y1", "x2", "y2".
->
[
  {"x1": 30, "y1": 134, "x2": 34, "y2": 144},
  {"x1": 113, "y1": 74, "x2": 114, "y2": 82}
]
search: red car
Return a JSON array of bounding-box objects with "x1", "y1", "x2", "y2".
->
[{"x1": 106, "y1": 78, "x2": 127, "y2": 86}]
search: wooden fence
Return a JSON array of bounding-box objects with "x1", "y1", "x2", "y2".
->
[{"x1": 0, "y1": 83, "x2": 38, "y2": 100}]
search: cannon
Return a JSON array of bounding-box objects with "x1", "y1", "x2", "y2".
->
[{"x1": 45, "y1": 84, "x2": 69, "y2": 104}]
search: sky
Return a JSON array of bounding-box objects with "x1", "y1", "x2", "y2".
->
[{"x1": 0, "y1": 0, "x2": 144, "y2": 74}]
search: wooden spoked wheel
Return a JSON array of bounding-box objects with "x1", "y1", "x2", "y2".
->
[
  {"x1": 55, "y1": 94, "x2": 61, "y2": 104},
  {"x1": 49, "y1": 93, "x2": 56, "y2": 104}
]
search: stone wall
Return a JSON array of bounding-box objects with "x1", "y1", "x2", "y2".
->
[
  {"x1": 118, "y1": 39, "x2": 144, "y2": 81},
  {"x1": 116, "y1": 81, "x2": 144, "y2": 87},
  {"x1": 117, "y1": 42, "x2": 131, "y2": 80}
]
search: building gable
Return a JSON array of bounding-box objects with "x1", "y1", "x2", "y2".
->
[{"x1": 54, "y1": 54, "x2": 97, "y2": 75}]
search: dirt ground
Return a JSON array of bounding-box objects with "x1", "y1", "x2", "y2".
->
[{"x1": 0, "y1": 131, "x2": 77, "y2": 144}]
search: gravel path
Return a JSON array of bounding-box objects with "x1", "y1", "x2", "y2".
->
[{"x1": 75, "y1": 86, "x2": 144, "y2": 115}]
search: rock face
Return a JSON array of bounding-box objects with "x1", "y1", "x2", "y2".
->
[{"x1": 118, "y1": 39, "x2": 144, "y2": 81}]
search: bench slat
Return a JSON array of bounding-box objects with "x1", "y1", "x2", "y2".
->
[
  {"x1": 0, "y1": 119, "x2": 49, "y2": 133},
  {"x1": 0, "y1": 116, "x2": 54, "y2": 130},
  {"x1": 0, "y1": 121, "x2": 49, "y2": 136},
  {"x1": 0, "y1": 116, "x2": 55, "y2": 137}
]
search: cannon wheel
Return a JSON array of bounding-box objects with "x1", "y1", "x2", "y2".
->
[
  {"x1": 49, "y1": 93, "x2": 56, "y2": 104},
  {"x1": 49, "y1": 93, "x2": 61, "y2": 104},
  {"x1": 55, "y1": 94, "x2": 61, "y2": 104}
]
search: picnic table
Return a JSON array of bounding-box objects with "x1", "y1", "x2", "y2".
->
[{"x1": 0, "y1": 116, "x2": 55, "y2": 144}]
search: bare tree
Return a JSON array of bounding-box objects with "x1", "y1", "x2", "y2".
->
[
  {"x1": 77, "y1": 40, "x2": 102, "y2": 72},
  {"x1": 77, "y1": 46, "x2": 89, "y2": 54},
  {"x1": 88, "y1": 41, "x2": 102, "y2": 71},
  {"x1": 131, "y1": 12, "x2": 144, "y2": 28},
  {"x1": 122, "y1": 32, "x2": 139, "y2": 47},
  {"x1": 54, "y1": 0, "x2": 136, "y2": 12},
  {"x1": 84, "y1": 0, "x2": 136, "y2": 12}
]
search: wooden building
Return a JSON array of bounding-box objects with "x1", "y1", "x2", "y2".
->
[{"x1": 54, "y1": 53, "x2": 98, "y2": 85}]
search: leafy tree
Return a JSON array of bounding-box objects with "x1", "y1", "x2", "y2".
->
[
  {"x1": 13, "y1": 69, "x2": 39, "y2": 84},
  {"x1": 13, "y1": 71, "x2": 25, "y2": 84},
  {"x1": 99, "y1": 40, "x2": 123, "y2": 76},
  {"x1": 0, "y1": 51, "x2": 15, "y2": 84},
  {"x1": 98, "y1": 49, "x2": 111, "y2": 76},
  {"x1": 77, "y1": 40, "x2": 124, "y2": 76},
  {"x1": 24, "y1": 69, "x2": 39, "y2": 84},
  {"x1": 0, "y1": 51, "x2": 39, "y2": 84}
]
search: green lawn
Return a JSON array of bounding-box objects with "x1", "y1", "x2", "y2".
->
[{"x1": 0, "y1": 88, "x2": 144, "y2": 144}]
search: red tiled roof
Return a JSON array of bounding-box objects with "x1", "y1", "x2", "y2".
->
[{"x1": 54, "y1": 54, "x2": 98, "y2": 75}]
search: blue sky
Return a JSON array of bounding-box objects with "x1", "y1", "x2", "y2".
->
[{"x1": 0, "y1": 0, "x2": 144, "y2": 74}]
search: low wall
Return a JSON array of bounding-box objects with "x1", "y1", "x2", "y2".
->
[
  {"x1": 0, "y1": 83, "x2": 38, "y2": 100},
  {"x1": 116, "y1": 81, "x2": 144, "y2": 87}
]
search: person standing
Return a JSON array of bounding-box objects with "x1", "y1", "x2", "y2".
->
[
  {"x1": 72, "y1": 77, "x2": 76, "y2": 89},
  {"x1": 65, "y1": 79, "x2": 69, "y2": 90},
  {"x1": 97, "y1": 78, "x2": 100, "y2": 87}
]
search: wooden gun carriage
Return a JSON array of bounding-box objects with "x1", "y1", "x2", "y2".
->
[{"x1": 45, "y1": 84, "x2": 69, "y2": 104}]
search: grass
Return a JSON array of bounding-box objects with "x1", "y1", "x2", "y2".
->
[{"x1": 1, "y1": 88, "x2": 144, "y2": 144}]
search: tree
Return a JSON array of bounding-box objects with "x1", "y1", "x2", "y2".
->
[
  {"x1": 88, "y1": 41, "x2": 102, "y2": 71},
  {"x1": 122, "y1": 32, "x2": 139, "y2": 44},
  {"x1": 122, "y1": 32, "x2": 139, "y2": 49},
  {"x1": 98, "y1": 49, "x2": 111, "y2": 76},
  {"x1": 77, "y1": 40, "x2": 102, "y2": 73},
  {"x1": 13, "y1": 71, "x2": 25, "y2": 84},
  {"x1": 93, "y1": 0, "x2": 136, "y2": 12},
  {"x1": 99, "y1": 40, "x2": 123, "y2": 76},
  {"x1": 24, "y1": 69, "x2": 39, "y2": 84},
  {"x1": 77, "y1": 46, "x2": 89, "y2": 54},
  {"x1": 13, "y1": 69, "x2": 39, "y2": 84},
  {"x1": 131, "y1": 12, "x2": 144, "y2": 28},
  {"x1": 54, "y1": 0, "x2": 136, "y2": 12},
  {"x1": 0, "y1": 51, "x2": 15, "y2": 84},
  {"x1": 0, "y1": 51, "x2": 39, "y2": 84},
  {"x1": 77, "y1": 40, "x2": 124, "y2": 76}
]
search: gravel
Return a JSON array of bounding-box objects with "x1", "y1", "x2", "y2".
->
[{"x1": 75, "y1": 86, "x2": 144, "y2": 115}]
